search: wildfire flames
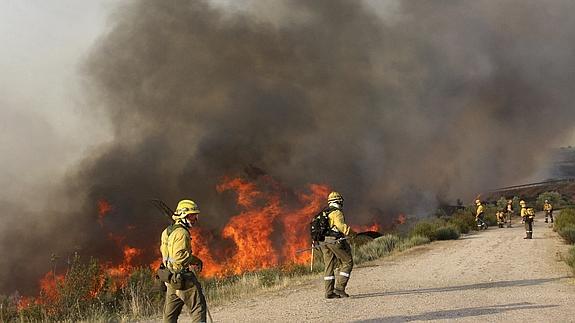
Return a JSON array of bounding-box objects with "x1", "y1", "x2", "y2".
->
[{"x1": 19, "y1": 176, "x2": 407, "y2": 310}]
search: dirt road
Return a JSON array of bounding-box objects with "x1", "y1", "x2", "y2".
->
[{"x1": 209, "y1": 217, "x2": 575, "y2": 322}]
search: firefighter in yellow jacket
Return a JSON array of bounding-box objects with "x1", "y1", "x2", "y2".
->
[
  {"x1": 321, "y1": 191, "x2": 357, "y2": 299},
  {"x1": 475, "y1": 199, "x2": 488, "y2": 230},
  {"x1": 160, "y1": 199, "x2": 207, "y2": 323},
  {"x1": 506, "y1": 199, "x2": 514, "y2": 228},
  {"x1": 543, "y1": 199, "x2": 554, "y2": 223},
  {"x1": 520, "y1": 200, "x2": 535, "y2": 239}
]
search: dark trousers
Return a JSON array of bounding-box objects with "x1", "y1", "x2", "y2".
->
[
  {"x1": 524, "y1": 218, "x2": 533, "y2": 239},
  {"x1": 545, "y1": 211, "x2": 554, "y2": 223}
]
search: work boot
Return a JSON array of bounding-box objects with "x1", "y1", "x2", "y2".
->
[
  {"x1": 334, "y1": 289, "x2": 350, "y2": 298},
  {"x1": 325, "y1": 293, "x2": 341, "y2": 299}
]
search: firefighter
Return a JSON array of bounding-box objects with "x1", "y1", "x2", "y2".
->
[
  {"x1": 543, "y1": 199, "x2": 554, "y2": 223},
  {"x1": 520, "y1": 200, "x2": 534, "y2": 239},
  {"x1": 475, "y1": 199, "x2": 488, "y2": 230},
  {"x1": 160, "y1": 199, "x2": 207, "y2": 323},
  {"x1": 506, "y1": 199, "x2": 514, "y2": 228},
  {"x1": 496, "y1": 209, "x2": 505, "y2": 228},
  {"x1": 321, "y1": 191, "x2": 357, "y2": 299}
]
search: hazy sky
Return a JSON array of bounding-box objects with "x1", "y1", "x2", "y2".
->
[
  {"x1": 0, "y1": 0, "x2": 116, "y2": 204},
  {"x1": 1, "y1": 0, "x2": 574, "y2": 205}
]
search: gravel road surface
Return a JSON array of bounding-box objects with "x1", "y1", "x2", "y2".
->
[{"x1": 208, "y1": 216, "x2": 575, "y2": 322}]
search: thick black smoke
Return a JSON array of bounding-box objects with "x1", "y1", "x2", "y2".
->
[{"x1": 3, "y1": 0, "x2": 575, "y2": 294}]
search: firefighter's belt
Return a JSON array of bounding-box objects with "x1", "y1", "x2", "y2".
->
[{"x1": 157, "y1": 266, "x2": 172, "y2": 283}]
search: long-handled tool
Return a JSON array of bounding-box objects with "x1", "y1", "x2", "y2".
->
[{"x1": 296, "y1": 237, "x2": 349, "y2": 254}]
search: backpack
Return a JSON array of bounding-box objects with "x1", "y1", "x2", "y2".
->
[{"x1": 310, "y1": 207, "x2": 335, "y2": 242}]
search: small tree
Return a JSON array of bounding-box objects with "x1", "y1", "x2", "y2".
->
[
  {"x1": 536, "y1": 191, "x2": 564, "y2": 210},
  {"x1": 496, "y1": 197, "x2": 508, "y2": 211}
]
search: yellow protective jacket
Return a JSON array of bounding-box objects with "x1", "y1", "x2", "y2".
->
[
  {"x1": 327, "y1": 209, "x2": 356, "y2": 236},
  {"x1": 160, "y1": 223, "x2": 200, "y2": 273},
  {"x1": 521, "y1": 207, "x2": 535, "y2": 219},
  {"x1": 544, "y1": 202, "x2": 553, "y2": 212},
  {"x1": 476, "y1": 204, "x2": 484, "y2": 217}
]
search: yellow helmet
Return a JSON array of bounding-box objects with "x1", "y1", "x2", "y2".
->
[
  {"x1": 519, "y1": 200, "x2": 526, "y2": 206},
  {"x1": 173, "y1": 199, "x2": 200, "y2": 220},
  {"x1": 475, "y1": 199, "x2": 481, "y2": 205},
  {"x1": 545, "y1": 199, "x2": 549, "y2": 203},
  {"x1": 327, "y1": 191, "x2": 344, "y2": 203}
]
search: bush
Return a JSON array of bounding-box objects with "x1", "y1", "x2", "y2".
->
[
  {"x1": 536, "y1": 191, "x2": 565, "y2": 210},
  {"x1": 354, "y1": 234, "x2": 401, "y2": 263},
  {"x1": 0, "y1": 295, "x2": 19, "y2": 323},
  {"x1": 557, "y1": 224, "x2": 575, "y2": 244},
  {"x1": 555, "y1": 208, "x2": 575, "y2": 232},
  {"x1": 448, "y1": 211, "x2": 475, "y2": 234},
  {"x1": 410, "y1": 221, "x2": 441, "y2": 240},
  {"x1": 434, "y1": 225, "x2": 460, "y2": 240},
  {"x1": 398, "y1": 235, "x2": 430, "y2": 250},
  {"x1": 566, "y1": 247, "x2": 575, "y2": 274}
]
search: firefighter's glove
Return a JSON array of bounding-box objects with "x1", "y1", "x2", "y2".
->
[{"x1": 192, "y1": 259, "x2": 203, "y2": 273}]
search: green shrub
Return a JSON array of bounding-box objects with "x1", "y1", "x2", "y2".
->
[
  {"x1": 398, "y1": 235, "x2": 430, "y2": 251},
  {"x1": 558, "y1": 224, "x2": 575, "y2": 244},
  {"x1": 354, "y1": 234, "x2": 401, "y2": 263},
  {"x1": 566, "y1": 246, "x2": 575, "y2": 274},
  {"x1": 536, "y1": 191, "x2": 565, "y2": 210},
  {"x1": 448, "y1": 212, "x2": 475, "y2": 234},
  {"x1": 0, "y1": 295, "x2": 19, "y2": 323},
  {"x1": 496, "y1": 197, "x2": 508, "y2": 210},
  {"x1": 555, "y1": 208, "x2": 575, "y2": 232},
  {"x1": 434, "y1": 225, "x2": 460, "y2": 240},
  {"x1": 410, "y1": 221, "x2": 441, "y2": 240}
]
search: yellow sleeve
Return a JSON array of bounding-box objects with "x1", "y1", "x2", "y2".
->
[
  {"x1": 167, "y1": 228, "x2": 192, "y2": 272},
  {"x1": 328, "y1": 210, "x2": 355, "y2": 236},
  {"x1": 521, "y1": 208, "x2": 527, "y2": 217},
  {"x1": 160, "y1": 229, "x2": 169, "y2": 264}
]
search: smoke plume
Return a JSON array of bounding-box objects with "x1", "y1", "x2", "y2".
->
[{"x1": 3, "y1": 0, "x2": 575, "y2": 294}]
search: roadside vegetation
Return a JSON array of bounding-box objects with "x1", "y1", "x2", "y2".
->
[
  {"x1": 2, "y1": 202, "x2": 496, "y2": 322},
  {"x1": 554, "y1": 206, "x2": 575, "y2": 274}
]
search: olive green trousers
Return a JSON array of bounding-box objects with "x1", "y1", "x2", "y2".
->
[
  {"x1": 321, "y1": 237, "x2": 353, "y2": 296},
  {"x1": 163, "y1": 273, "x2": 207, "y2": 323}
]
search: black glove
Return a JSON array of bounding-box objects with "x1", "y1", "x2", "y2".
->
[{"x1": 192, "y1": 258, "x2": 203, "y2": 273}]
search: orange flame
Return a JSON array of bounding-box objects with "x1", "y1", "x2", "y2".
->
[
  {"x1": 23, "y1": 176, "x2": 392, "y2": 313},
  {"x1": 186, "y1": 177, "x2": 331, "y2": 276},
  {"x1": 351, "y1": 222, "x2": 381, "y2": 233},
  {"x1": 97, "y1": 199, "x2": 112, "y2": 227},
  {"x1": 396, "y1": 213, "x2": 407, "y2": 225}
]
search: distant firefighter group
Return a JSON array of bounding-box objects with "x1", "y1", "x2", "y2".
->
[{"x1": 474, "y1": 199, "x2": 553, "y2": 240}]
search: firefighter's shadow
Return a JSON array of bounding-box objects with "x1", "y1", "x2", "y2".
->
[
  {"x1": 353, "y1": 302, "x2": 558, "y2": 322},
  {"x1": 352, "y1": 277, "x2": 568, "y2": 299}
]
